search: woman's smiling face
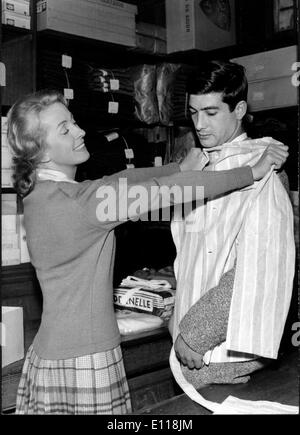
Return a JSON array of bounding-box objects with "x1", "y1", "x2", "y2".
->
[{"x1": 40, "y1": 102, "x2": 89, "y2": 171}]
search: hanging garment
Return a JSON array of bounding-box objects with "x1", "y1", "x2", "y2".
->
[{"x1": 170, "y1": 135, "x2": 295, "y2": 407}]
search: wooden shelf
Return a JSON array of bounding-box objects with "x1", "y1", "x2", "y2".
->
[
  {"x1": 2, "y1": 187, "x2": 16, "y2": 194},
  {"x1": 1, "y1": 24, "x2": 33, "y2": 42},
  {"x1": 37, "y1": 29, "x2": 167, "y2": 66}
]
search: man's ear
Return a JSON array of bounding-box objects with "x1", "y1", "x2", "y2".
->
[{"x1": 234, "y1": 101, "x2": 247, "y2": 120}]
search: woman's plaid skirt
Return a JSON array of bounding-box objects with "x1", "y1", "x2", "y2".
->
[{"x1": 15, "y1": 344, "x2": 132, "y2": 415}]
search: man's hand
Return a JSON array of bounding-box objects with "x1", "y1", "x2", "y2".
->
[
  {"x1": 179, "y1": 147, "x2": 204, "y2": 171},
  {"x1": 251, "y1": 139, "x2": 289, "y2": 181},
  {"x1": 174, "y1": 334, "x2": 204, "y2": 369}
]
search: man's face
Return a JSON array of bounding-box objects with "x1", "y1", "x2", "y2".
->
[{"x1": 189, "y1": 92, "x2": 240, "y2": 148}]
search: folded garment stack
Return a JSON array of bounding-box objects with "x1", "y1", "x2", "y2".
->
[{"x1": 114, "y1": 276, "x2": 175, "y2": 320}]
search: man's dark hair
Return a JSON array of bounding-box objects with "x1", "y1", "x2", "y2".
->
[{"x1": 187, "y1": 60, "x2": 248, "y2": 112}]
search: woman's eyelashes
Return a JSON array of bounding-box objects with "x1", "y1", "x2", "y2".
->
[{"x1": 61, "y1": 120, "x2": 78, "y2": 135}]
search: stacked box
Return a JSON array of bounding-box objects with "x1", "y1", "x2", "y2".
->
[
  {"x1": 2, "y1": 307, "x2": 24, "y2": 367},
  {"x1": 1, "y1": 117, "x2": 14, "y2": 188},
  {"x1": 2, "y1": 194, "x2": 20, "y2": 265},
  {"x1": 2, "y1": 193, "x2": 31, "y2": 265},
  {"x1": 1, "y1": 0, "x2": 31, "y2": 29},
  {"x1": 232, "y1": 45, "x2": 298, "y2": 111},
  {"x1": 166, "y1": 0, "x2": 236, "y2": 53},
  {"x1": 37, "y1": 0, "x2": 137, "y2": 47}
]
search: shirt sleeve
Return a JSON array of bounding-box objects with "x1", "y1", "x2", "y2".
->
[{"x1": 67, "y1": 165, "x2": 254, "y2": 230}]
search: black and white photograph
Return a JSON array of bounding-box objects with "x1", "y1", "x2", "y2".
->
[{"x1": 0, "y1": 0, "x2": 299, "y2": 419}]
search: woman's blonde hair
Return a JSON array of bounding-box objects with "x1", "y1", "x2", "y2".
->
[{"x1": 7, "y1": 89, "x2": 67, "y2": 197}]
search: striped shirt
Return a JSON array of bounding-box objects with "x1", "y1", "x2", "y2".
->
[{"x1": 171, "y1": 134, "x2": 295, "y2": 362}]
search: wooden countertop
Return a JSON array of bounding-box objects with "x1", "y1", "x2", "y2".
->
[{"x1": 138, "y1": 350, "x2": 299, "y2": 415}]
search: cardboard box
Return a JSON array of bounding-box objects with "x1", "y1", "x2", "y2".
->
[
  {"x1": 38, "y1": 13, "x2": 136, "y2": 46},
  {"x1": 166, "y1": 0, "x2": 236, "y2": 53},
  {"x1": 2, "y1": 214, "x2": 17, "y2": 233},
  {"x1": 37, "y1": 0, "x2": 137, "y2": 46},
  {"x1": 1, "y1": 133, "x2": 8, "y2": 147},
  {"x1": 2, "y1": 248, "x2": 21, "y2": 265},
  {"x1": 73, "y1": 0, "x2": 137, "y2": 15},
  {"x1": 2, "y1": 307, "x2": 24, "y2": 367},
  {"x1": 231, "y1": 45, "x2": 297, "y2": 82},
  {"x1": 247, "y1": 76, "x2": 297, "y2": 111},
  {"x1": 1, "y1": 116, "x2": 8, "y2": 133},
  {"x1": 2, "y1": 0, "x2": 30, "y2": 16},
  {"x1": 1, "y1": 169, "x2": 13, "y2": 187},
  {"x1": 2, "y1": 10, "x2": 31, "y2": 28},
  {"x1": 37, "y1": 1, "x2": 136, "y2": 46},
  {"x1": 37, "y1": 0, "x2": 136, "y2": 29},
  {"x1": 2, "y1": 233, "x2": 19, "y2": 250},
  {"x1": 2, "y1": 193, "x2": 17, "y2": 214},
  {"x1": 1, "y1": 146, "x2": 13, "y2": 169}
]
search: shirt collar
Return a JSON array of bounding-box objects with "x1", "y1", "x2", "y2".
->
[{"x1": 36, "y1": 168, "x2": 78, "y2": 184}]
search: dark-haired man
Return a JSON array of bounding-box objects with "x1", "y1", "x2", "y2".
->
[{"x1": 170, "y1": 60, "x2": 295, "y2": 389}]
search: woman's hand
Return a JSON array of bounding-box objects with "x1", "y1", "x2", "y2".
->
[
  {"x1": 251, "y1": 139, "x2": 289, "y2": 181},
  {"x1": 179, "y1": 147, "x2": 204, "y2": 171}
]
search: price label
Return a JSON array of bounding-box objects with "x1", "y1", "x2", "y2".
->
[
  {"x1": 110, "y1": 79, "x2": 120, "y2": 90},
  {"x1": 108, "y1": 101, "x2": 119, "y2": 114},
  {"x1": 64, "y1": 88, "x2": 74, "y2": 100},
  {"x1": 62, "y1": 55, "x2": 72, "y2": 68},
  {"x1": 124, "y1": 148, "x2": 134, "y2": 159},
  {"x1": 154, "y1": 156, "x2": 163, "y2": 167},
  {"x1": 105, "y1": 132, "x2": 119, "y2": 142}
]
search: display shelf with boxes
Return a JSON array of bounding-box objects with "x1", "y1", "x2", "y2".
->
[
  {"x1": 0, "y1": 0, "x2": 36, "y2": 106},
  {"x1": 2, "y1": 193, "x2": 31, "y2": 266},
  {"x1": 1, "y1": 115, "x2": 14, "y2": 189},
  {"x1": 1, "y1": 0, "x2": 33, "y2": 48},
  {"x1": 36, "y1": 0, "x2": 138, "y2": 48},
  {"x1": 231, "y1": 45, "x2": 298, "y2": 112}
]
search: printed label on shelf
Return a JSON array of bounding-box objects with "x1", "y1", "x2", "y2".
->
[
  {"x1": 124, "y1": 148, "x2": 134, "y2": 159},
  {"x1": 62, "y1": 55, "x2": 72, "y2": 69},
  {"x1": 64, "y1": 88, "x2": 74, "y2": 100},
  {"x1": 154, "y1": 156, "x2": 163, "y2": 167},
  {"x1": 110, "y1": 79, "x2": 120, "y2": 90},
  {"x1": 105, "y1": 132, "x2": 119, "y2": 142},
  {"x1": 108, "y1": 101, "x2": 119, "y2": 114}
]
